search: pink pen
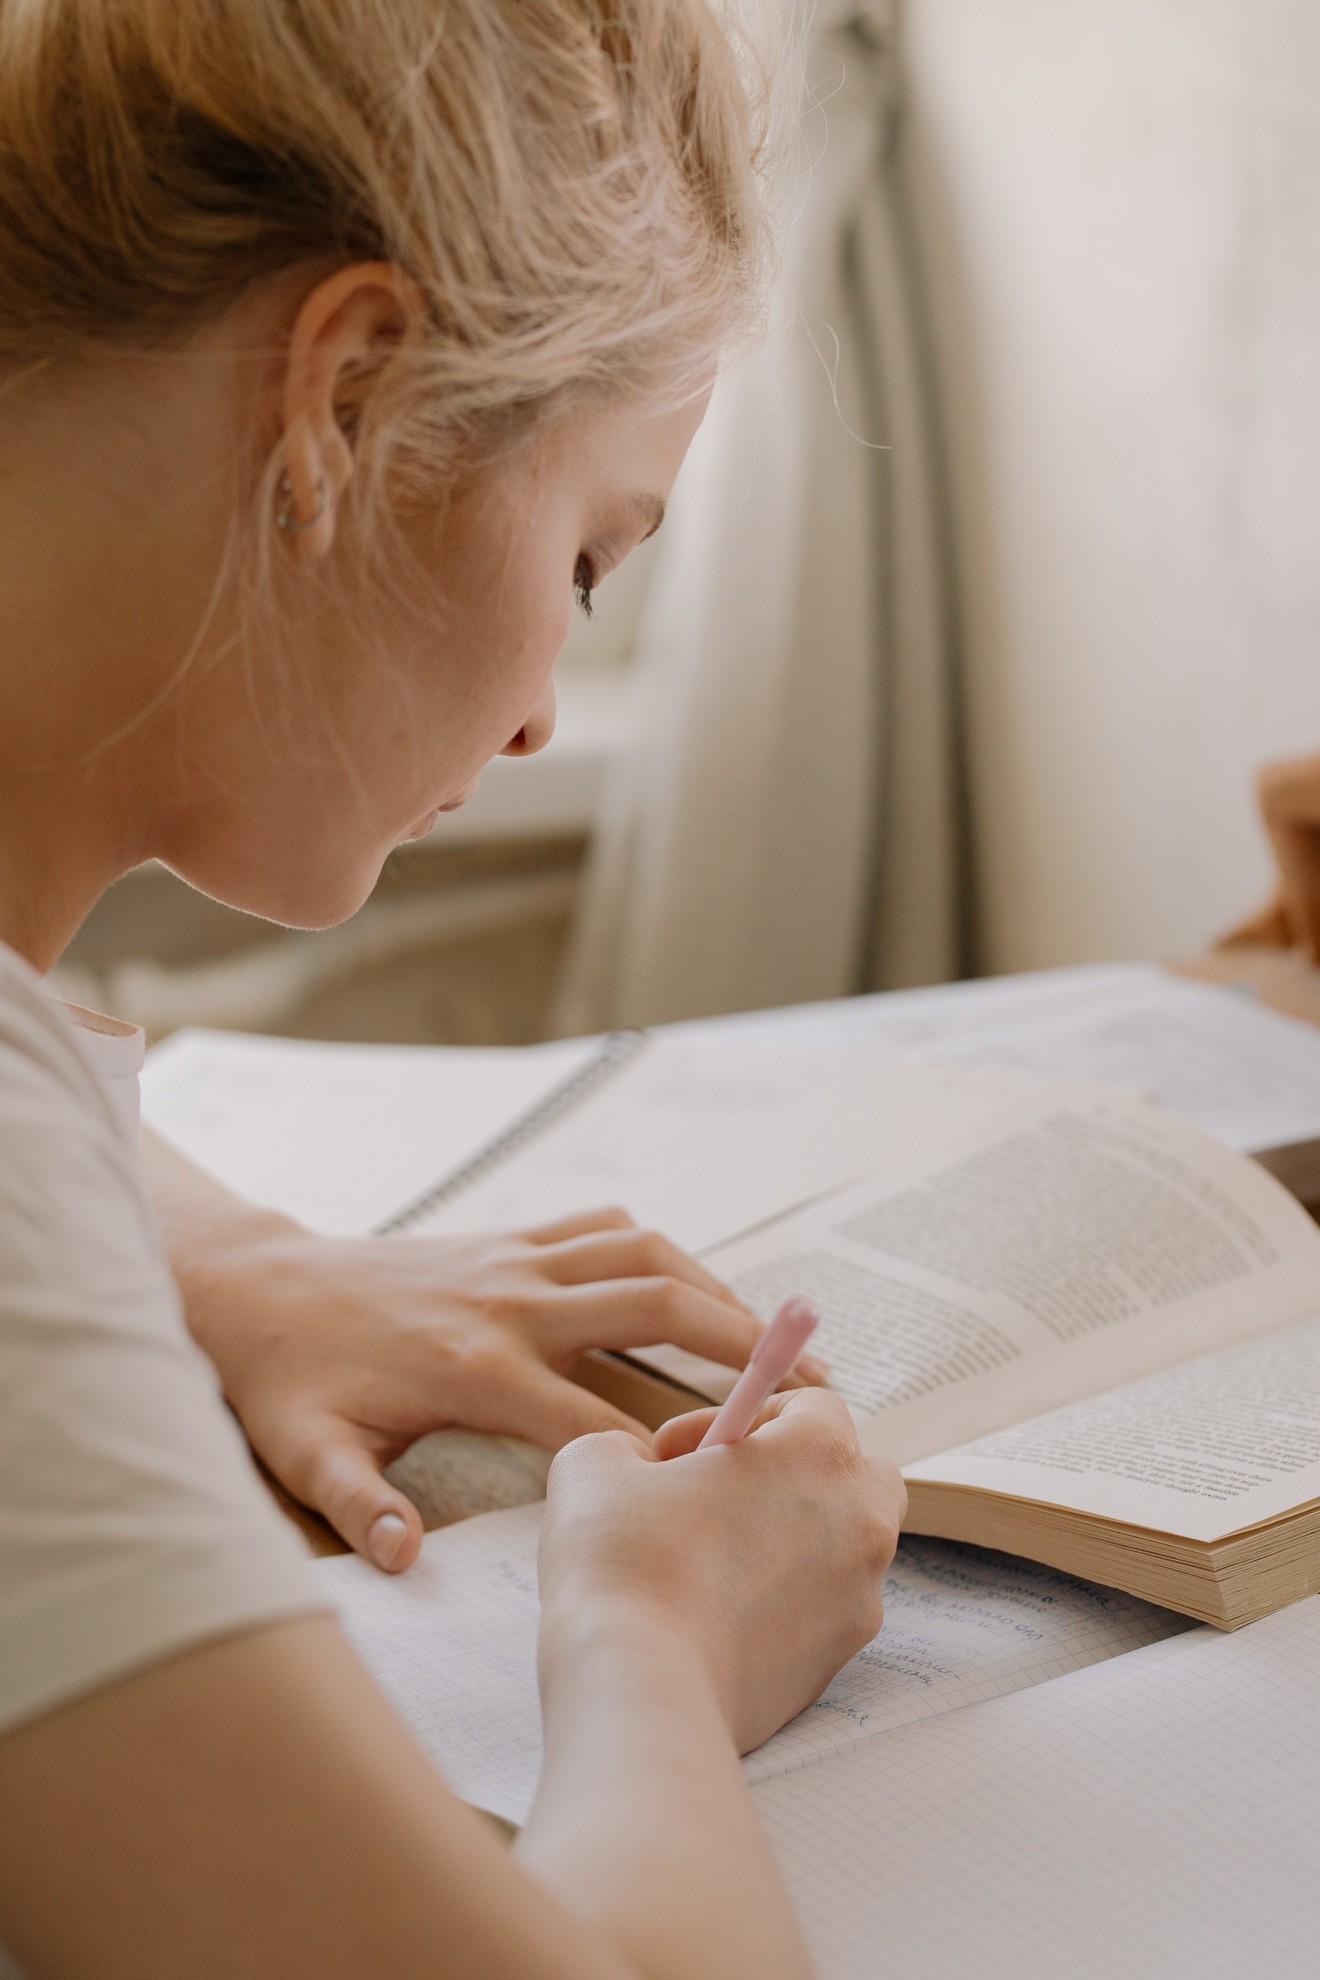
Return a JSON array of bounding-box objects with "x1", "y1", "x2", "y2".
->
[{"x1": 697, "y1": 1296, "x2": 820, "y2": 1450}]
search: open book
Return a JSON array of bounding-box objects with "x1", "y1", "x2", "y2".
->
[
  {"x1": 636, "y1": 1080, "x2": 1320, "y2": 1628},
  {"x1": 141, "y1": 965, "x2": 1320, "y2": 1593}
]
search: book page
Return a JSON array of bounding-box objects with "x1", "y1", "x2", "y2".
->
[
  {"x1": 751, "y1": 1598, "x2": 1320, "y2": 1980},
  {"x1": 694, "y1": 963, "x2": 1161, "y2": 1055},
  {"x1": 410, "y1": 1044, "x2": 1025, "y2": 1254},
  {"x1": 907, "y1": 1311, "x2": 1320, "y2": 1540},
  {"x1": 901, "y1": 973, "x2": 1320, "y2": 1155},
  {"x1": 647, "y1": 1085, "x2": 1320, "y2": 1464},
  {"x1": 316, "y1": 1500, "x2": 1187, "y2": 1828},
  {"x1": 689, "y1": 964, "x2": 1320, "y2": 1156}
]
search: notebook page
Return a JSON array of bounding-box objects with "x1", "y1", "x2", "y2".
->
[
  {"x1": 743, "y1": 1536, "x2": 1188, "y2": 1785},
  {"x1": 319, "y1": 1501, "x2": 545, "y2": 1825},
  {"x1": 141, "y1": 1030, "x2": 595, "y2": 1236},
  {"x1": 650, "y1": 1085, "x2": 1320, "y2": 1464},
  {"x1": 408, "y1": 1045, "x2": 1025, "y2": 1253},
  {"x1": 316, "y1": 1504, "x2": 1187, "y2": 1826},
  {"x1": 907, "y1": 1309, "x2": 1320, "y2": 1539},
  {"x1": 752, "y1": 1597, "x2": 1320, "y2": 1980}
]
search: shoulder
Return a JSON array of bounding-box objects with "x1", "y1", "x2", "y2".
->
[
  {"x1": 0, "y1": 942, "x2": 323, "y2": 1737},
  {"x1": 0, "y1": 940, "x2": 157, "y2": 1280}
]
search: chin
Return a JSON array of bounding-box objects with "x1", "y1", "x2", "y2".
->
[{"x1": 164, "y1": 846, "x2": 387, "y2": 934}]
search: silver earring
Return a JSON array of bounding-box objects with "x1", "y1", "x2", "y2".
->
[{"x1": 275, "y1": 473, "x2": 328, "y2": 533}]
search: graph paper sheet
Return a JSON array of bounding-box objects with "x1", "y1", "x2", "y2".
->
[
  {"x1": 317, "y1": 1508, "x2": 1187, "y2": 1825},
  {"x1": 319, "y1": 1502, "x2": 546, "y2": 1826},
  {"x1": 752, "y1": 1596, "x2": 1320, "y2": 1980}
]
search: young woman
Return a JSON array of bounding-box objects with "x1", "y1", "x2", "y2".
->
[{"x1": 0, "y1": 5, "x2": 905, "y2": 1975}]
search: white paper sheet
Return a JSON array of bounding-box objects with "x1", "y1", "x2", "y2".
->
[
  {"x1": 752, "y1": 1598, "x2": 1320, "y2": 1980},
  {"x1": 316, "y1": 1501, "x2": 1188, "y2": 1827},
  {"x1": 405, "y1": 1045, "x2": 1029, "y2": 1254},
  {"x1": 681, "y1": 965, "x2": 1320, "y2": 1155},
  {"x1": 141, "y1": 1029, "x2": 595, "y2": 1236}
]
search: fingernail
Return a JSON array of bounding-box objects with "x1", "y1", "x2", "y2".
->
[
  {"x1": 368, "y1": 1511, "x2": 408, "y2": 1570},
  {"x1": 801, "y1": 1353, "x2": 831, "y2": 1382}
]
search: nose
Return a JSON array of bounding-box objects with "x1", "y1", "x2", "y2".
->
[{"x1": 501, "y1": 679, "x2": 557, "y2": 759}]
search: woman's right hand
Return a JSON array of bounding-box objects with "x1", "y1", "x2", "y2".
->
[{"x1": 537, "y1": 1391, "x2": 905, "y2": 1756}]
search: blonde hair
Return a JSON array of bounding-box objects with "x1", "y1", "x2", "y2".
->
[{"x1": 0, "y1": 0, "x2": 775, "y2": 499}]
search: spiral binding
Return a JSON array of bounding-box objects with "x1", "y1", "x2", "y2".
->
[{"x1": 373, "y1": 1029, "x2": 649, "y2": 1237}]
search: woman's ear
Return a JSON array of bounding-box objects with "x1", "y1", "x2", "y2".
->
[{"x1": 275, "y1": 262, "x2": 425, "y2": 563}]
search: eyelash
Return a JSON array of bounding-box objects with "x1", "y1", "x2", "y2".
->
[{"x1": 574, "y1": 553, "x2": 596, "y2": 620}]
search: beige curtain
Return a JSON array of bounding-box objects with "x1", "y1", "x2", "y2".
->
[{"x1": 553, "y1": 1, "x2": 964, "y2": 1032}]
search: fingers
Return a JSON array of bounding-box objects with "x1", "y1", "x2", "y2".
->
[
  {"x1": 655, "y1": 1385, "x2": 853, "y2": 1458},
  {"x1": 283, "y1": 1426, "x2": 425, "y2": 1574},
  {"x1": 537, "y1": 1225, "x2": 737, "y2": 1304},
  {"x1": 652, "y1": 1407, "x2": 723, "y2": 1460},
  {"x1": 498, "y1": 1364, "x2": 653, "y2": 1451},
  {"x1": 520, "y1": 1205, "x2": 636, "y2": 1245},
  {"x1": 653, "y1": 1394, "x2": 907, "y2": 1545},
  {"x1": 543, "y1": 1276, "x2": 781, "y2": 1378},
  {"x1": 519, "y1": 1218, "x2": 828, "y2": 1384},
  {"x1": 537, "y1": 1273, "x2": 826, "y2": 1385}
]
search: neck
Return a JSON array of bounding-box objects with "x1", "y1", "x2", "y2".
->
[
  {"x1": 0, "y1": 367, "x2": 169, "y2": 971},
  {"x1": 0, "y1": 751, "x2": 146, "y2": 974}
]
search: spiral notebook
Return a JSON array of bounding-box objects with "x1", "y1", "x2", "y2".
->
[
  {"x1": 357, "y1": 1036, "x2": 1028, "y2": 1258},
  {"x1": 373, "y1": 1030, "x2": 648, "y2": 1235},
  {"x1": 142, "y1": 966, "x2": 1320, "y2": 1253},
  {"x1": 141, "y1": 1019, "x2": 1013, "y2": 1256}
]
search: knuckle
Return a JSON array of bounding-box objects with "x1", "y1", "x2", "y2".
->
[
  {"x1": 319, "y1": 1467, "x2": 380, "y2": 1533},
  {"x1": 449, "y1": 1331, "x2": 510, "y2": 1392},
  {"x1": 650, "y1": 1275, "x2": 685, "y2": 1324},
  {"x1": 858, "y1": 1585, "x2": 887, "y2": 1644},
  {"x1": 872, "y1": 1457, "x2": 908, "y2": 1524},
  {"x1": 807, "y1": 1420, "x2": 863, "y2": 1477},
  {"x1": 636, "y1": 1228, "x2": 670, "y2": 1271},
  {"x1": 548, "y1": 1423, "x2": 626, "y2": 1481},
  {"x1": 863, "y1": 1501, "x2": 901, "y2": 1572},
  {"x1": 278, "y1": 1438, "x2": 321, "y2": 1505}
]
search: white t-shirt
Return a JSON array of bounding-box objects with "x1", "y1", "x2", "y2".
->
[{"x1": 0, "y1": 938, "x2": 322, "y2": 1740}]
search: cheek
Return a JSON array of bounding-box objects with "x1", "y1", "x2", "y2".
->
[{"x1": 465, "y1": 584, "x2": 570, "y2": 739}]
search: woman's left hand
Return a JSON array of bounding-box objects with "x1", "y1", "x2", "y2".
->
[{"x1": 174, "y1": 1201, "x2": 825, "y2": 1572}]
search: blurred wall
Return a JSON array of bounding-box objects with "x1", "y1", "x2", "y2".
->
[{"x1": 897, "y1": 0, "x2": 1320, "y2": 970}]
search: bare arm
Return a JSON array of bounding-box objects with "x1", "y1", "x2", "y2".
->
[
  {"x1": 520, "y1": 1603, "x2": 810, "y2": 1977},
  {"x1": 0, "y1": 1609, "x2": 806, "y2": 1980},
  {"x1": 0, "y1": 1392, "x2": 897, "y2": 1978}
]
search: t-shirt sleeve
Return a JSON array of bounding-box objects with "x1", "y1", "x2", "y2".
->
[{"x1": 0, "y1": 963, "x2": 324, "y2": 1737}]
